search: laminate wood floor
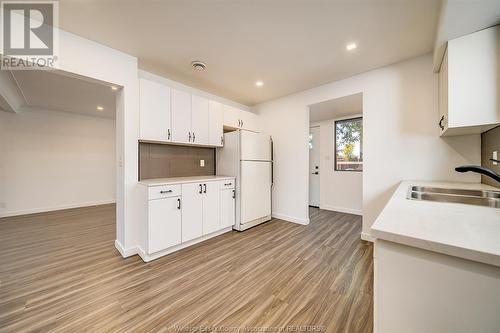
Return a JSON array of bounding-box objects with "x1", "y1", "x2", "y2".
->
[{"x1": 0, "y1": 205, "x2": 373, "y2": 333}]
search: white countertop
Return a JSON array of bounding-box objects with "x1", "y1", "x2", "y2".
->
[
  {"x1": 371, "y1": 180, "x2": 500, "y2": 267},
  {"x1": 139, "y1": 175, "x2": 235, "y2": 186}
]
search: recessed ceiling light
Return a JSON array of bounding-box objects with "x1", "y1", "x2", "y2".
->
[
  {"x1": 255, "y1": 81, "x2": 264, "y2": 87},
  {"x1": 111, "y1": 86, "x2": 118, "y2": 91},
  {"x1": 191, "y1": 60, "x2": 207, "y2": 71},
  {"x1": 346, "y1": 43, "x2": 357, "y2": 51},
  {"x1": 96, "y1": 106, "x2": 104, "y2": 111}
]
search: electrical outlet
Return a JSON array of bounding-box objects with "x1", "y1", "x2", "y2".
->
[{"x1": 200, "y1": 159, "x2": 205, "y2": 167}]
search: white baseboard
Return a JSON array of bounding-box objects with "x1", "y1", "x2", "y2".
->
[
  {"x1": 361, "y1": 232, "x2": 376, "y2": 243},
  {"x1": 137, "y1": 227, "x2": 233, "y2": 262},
  {"x1": 272, "y1": 212, "x2": 309, "y2": 225},
  {"x1": 114, "y1": 239, "x2": 138, "y2": 258},
  {"x1": 0, "y1": 199, "x2": 116, "y2": 218},
  {"x1": 320, "y1": 204, "x2": 362, "y2": 216}
]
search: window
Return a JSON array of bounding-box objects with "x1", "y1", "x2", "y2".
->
[{"x1": 334, "y1": 117, "x2": 363, "y2": 171}]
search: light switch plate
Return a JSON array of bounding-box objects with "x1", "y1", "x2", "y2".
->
[
  {"x1": 200, "y1": 159, "x2": 205, "y2": 167},
  {"x1": 493, "y1": 151, "x2": 498, "y2": 165}
]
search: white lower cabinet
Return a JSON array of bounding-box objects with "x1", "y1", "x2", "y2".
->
[
  {"x1": 148, "y1": 196, "x2": 181, "y2": 253},
  {"x1": 202, "y1": 182, "x2": 221, "y2": 235},
  {"x1": 220, "y1": 188, "x2": 236, "y2": 228},
  {"x1": 181, "y1": 182, "x2": 204, "y2": 242},
  {"x1": 139, "y1": 178, "x2": 235, "y2": 262}
]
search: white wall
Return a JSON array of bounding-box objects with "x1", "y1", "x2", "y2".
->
[
  {"x1": 311, "y1": 114, "x2": 363, "y2": 215},
  {"x1": 254, "y1": 54, "x2": 481, "y2": 239},
  {"x1": 0, "y1": 109, "x2": 115, "y2": 217}
]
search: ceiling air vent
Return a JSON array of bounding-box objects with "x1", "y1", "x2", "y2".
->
[{"x1": 191, "y1": 61, "x2": 207, "y2": 71}]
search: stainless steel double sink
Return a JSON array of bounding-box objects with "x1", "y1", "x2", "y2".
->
[{"x1": 407, "y1": 185, "x2": 500, "y2": 208}]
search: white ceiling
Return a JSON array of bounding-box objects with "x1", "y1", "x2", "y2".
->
[
  {"x1": 309, "y1": 93, "x2": 362, "y2": 123},
  {"x1": 10, "y1": 70, "x2": 117, "y2": 119},
  {"x1": 58, "y1": 0, "x2": 441, "y2": 106}
]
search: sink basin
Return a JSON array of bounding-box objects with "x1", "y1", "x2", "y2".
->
[
  {"x1": 410, "y1": 186, "x2": 500, "y2": 199},
  {"x1": 407, "y1": 186, "x2": 500, "y2": 208}
]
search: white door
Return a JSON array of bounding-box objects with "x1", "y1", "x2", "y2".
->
[
  {"x1": 240, "y1": 161, "x2": 272, "y2": 225},
  {"x1": 209, "y1": 100, "x2": 223, "y2": 146},
  {"x1": 240, "y1": 110, "x2": 259, "y2": 132},
  {"x1": 181, "y1": 183, "x2": 203, "y2": 242},
  {"x1": 202, "y1": 182, "x2": 220, "y2": 235},
  {"x1": 220, "y1": 189, "x2": 235, "y2": 228},
  {"x1": 148, "y1": 197, "x2": 181, "y2": 254},
  {"x1": 240, "y1": 131, "x2": 271, "y2": 161},
  {"x1": 309, "y1": 126, "x2": 320, "y2": 207},
  {"x1": 191, "y1": 95, "x2": 209, "y2": 145},
  {"x1": 139, "y1": 78, "x2": 171, "y2": 142},
  {"x1": 171, "y1": 88, "x2": 192, "y2": 144},
  {"x1": 223, "y1": 105, "x2": 240, "y2": 128}
]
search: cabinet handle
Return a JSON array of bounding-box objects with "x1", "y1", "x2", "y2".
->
[
  {"x1": 188, "y1": 132, "x2": 192, "y2": 142},
  {"x1": 221, "y1": 136, "x2": 223, "y2": 145},
  {"x1": 224, "y1": 182, "x2": 232, "y2": 186},
  {"x1": 177, "y1": 198, "x2": 181, "y2": 209},
  {"x1": 438, "y1": 116, "x2": 445, "y2": 131},
  {"x1": 232, "y1": 190, "x2": 235, "y2": 199},
  {"x1": 238, "y1": 119, "x2": 241, "y2": 127},
  {"x1": 241, "y1": 120, "x2": 244, "y2": 128},
  {"x1": 203, "y1": 184, "x2": 207, "y2": 193},
  {"x1": 193, "y1": 132, "x2": 196, "y2": 142},
  {"x1": 167, "y1": 129, "x2": 171, "y2": 140},
  {"x1": 160, "y1": 190, "x2": 172, "y2": 194},
  {"x1": 199, "y1": 184, "x2": 203, "y2": 194}
]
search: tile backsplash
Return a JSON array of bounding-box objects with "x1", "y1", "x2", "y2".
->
[
  {"x1": 481, "y1": 125, "x2": 500, "y2": 188},
  {"x1": 139, "y1": 142, "x2": 215, "y2": 180}
]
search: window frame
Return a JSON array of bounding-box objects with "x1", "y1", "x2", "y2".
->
[{"x1": 334, "y1": 116, "x2": 363, "y2": 172}]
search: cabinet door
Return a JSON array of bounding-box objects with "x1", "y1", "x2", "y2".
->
[
  {"x1": 139, "y1": 78, "x2": 171, "y2": 141},
  {"x1": 171, "y1": 88, "x2": 192, "y2": 144},
  {"x1": 148, "y1": 197, "x2": 181, "y2": 254},
  {"x1": 181, "y1": 183, "x2": 203, "y2": 242},
  {"x1": 191, "y1": 95, "x2": 209, "y2": 145},
  {"x1": 209, "y1": 100, "x2": 223, "y2": 147},
  {"x1": 220, "y1": 189, "x2": 235, "y2": 228},
  {"x1": 240, "y1": 110, "x2": 259, "y2": 132},
  {"x1": 223, "y1": 105, "x2": 240, "y2": 128},
  {"x1": 202, "y1": 182, "x2": 220, "y2": 235}
]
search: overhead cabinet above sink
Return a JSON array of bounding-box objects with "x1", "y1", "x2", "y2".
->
[{"x1": 438, "y1": 25, "x2": 500, "y2": 136}]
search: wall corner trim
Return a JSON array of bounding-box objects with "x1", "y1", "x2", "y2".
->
[
  {"x1": 272, "y1": 212, "x2": 309, "y2": 225},
  {"x1": 114, "y1": 239, "x2": 138, "y2": 258}
]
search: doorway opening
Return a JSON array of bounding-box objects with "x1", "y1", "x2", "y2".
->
[
  {"x1": 0, "y1": 68, "x2": 121, "y2": 217},
  {"x1": 308, "y1": 93, "x2": 363, "y2": 216}
]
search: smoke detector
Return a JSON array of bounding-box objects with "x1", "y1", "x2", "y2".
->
[{"x1": 191, "y1": 61, "x2": 207, "y2": 71}]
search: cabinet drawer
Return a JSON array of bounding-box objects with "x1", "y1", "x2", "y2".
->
[
  {"x1": 220, "y1": 179, "x2": 235, "y2": 189},
  {"x1": 148, "y1": 185, "x2": 181, "y2": 200}
]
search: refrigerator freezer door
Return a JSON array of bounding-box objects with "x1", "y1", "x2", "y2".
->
[
  {"x1": 240, "y1": 130, "x2": 271, "y2": 161},
  {"x1": 240, "y1": 161, "x2": 272, "y2": 225}
]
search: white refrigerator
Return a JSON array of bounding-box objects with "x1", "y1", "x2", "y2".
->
[{"x1": 217, "y1": 130, "x2": 273, "y2": 231}]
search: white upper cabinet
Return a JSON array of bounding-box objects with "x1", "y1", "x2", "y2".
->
[
  {"x1": 171, "y1": 88, "x2": 192, "y2": 143},
  {"x1": 191, "y1": 95, "x2": 209, "y2": 145},
  {"x1": 223, "y1": 105, "x2": 260, "y2": 132},
  {"x1": 139, "y1": 78, "x2": 171, "y2": 142},
  {"x1": 240, "y1": 110, "x2": 259, "y2": 132},
  {"x1": 223, "y1": 105, "x2": 240, "y2": 128},
  {"x1": 438, "y1": 25, "x2": 500, "y2": 136},
  {"x1": 209, "y1": 100, "x2": 224, "y2": 147}
]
